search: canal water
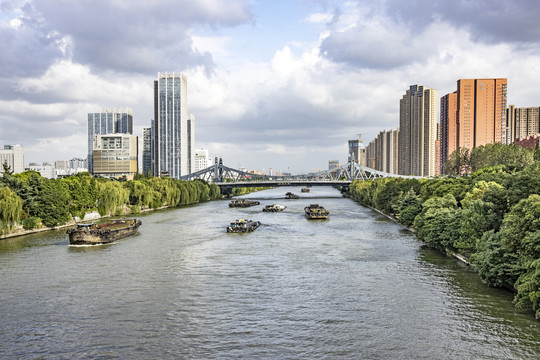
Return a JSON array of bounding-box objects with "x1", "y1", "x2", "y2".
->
[{"x1": 1, "y1": 187, "x2": 539, "y2": 359}]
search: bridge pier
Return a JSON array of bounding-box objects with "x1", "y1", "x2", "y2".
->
[{"x1": 220, "y1": 186, "x2": 233, "y2": 198}]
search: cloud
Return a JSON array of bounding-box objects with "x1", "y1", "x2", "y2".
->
[
  {"x1": 385, "y1": 0, "x2": 540, "y2": 45},
  {"x1": 1, "y1": 0, "x2": 254, "y2": 78}
]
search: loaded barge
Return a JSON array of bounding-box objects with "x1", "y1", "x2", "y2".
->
[
  {"x1": 67, "y1": 218, "x2": 142, "y2": 245},
  {"x1": 304, "y1": 204, "x2": 329, "y2": 220},
  {"x1": 229, "y1": 199, "x2": 261, "y2": 207},
  {"x1": 226, "y1": 219, "x2": 261, "y2": 233}
]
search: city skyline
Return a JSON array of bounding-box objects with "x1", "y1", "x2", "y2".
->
[{"x1": 2, "y1": 1, "x2": 540, "y2": 173}]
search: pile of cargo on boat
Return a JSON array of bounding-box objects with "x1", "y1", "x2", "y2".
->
[
  {"x1": 304, "y1": 204, "x2": 329, "y2": 219},
  {"x1": 262, "y1": 204, "x2": 286, "y2": 212},
  {"x1": 67, "y1": 218, "x2": 142, "y2": 245},
  {"x1": 228, "y1": 199, "x2": 261, "y2": 207},
  {"x1": 285, "y1": 192, "x2": 300, "y2": 199},
  {"x1": 226, "y1": 219, "x2": 261, "y2": 233},
  {"x1": 301, "y1": 187, "x2": 310, "y2": 193}
]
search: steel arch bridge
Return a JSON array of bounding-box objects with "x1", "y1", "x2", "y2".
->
[{"x1": 180, "y1": 158, "x2": 421, "y2": 188}]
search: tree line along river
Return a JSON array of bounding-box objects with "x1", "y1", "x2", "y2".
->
[{"x1": 0, "y1": 186, "x2": 539, "y2": 359}]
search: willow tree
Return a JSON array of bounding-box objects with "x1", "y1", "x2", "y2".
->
[
  {"x1": 96, "y1": 181, "x2": 129, "y2": 216},
  {"x1": 0, "y1": 187, "x2": 23, "y2": 236}
]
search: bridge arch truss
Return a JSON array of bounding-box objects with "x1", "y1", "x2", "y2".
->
[{"x1": 180, "y1": 158, "x2": 420, "y2": 183}]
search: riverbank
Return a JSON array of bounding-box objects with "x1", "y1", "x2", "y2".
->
[
  {"x1": 362, "y1": 201, "x2": 474, "y2": 266},
  {"x1": 0, "y1": 204, "x2": 172, "y2": 240}
]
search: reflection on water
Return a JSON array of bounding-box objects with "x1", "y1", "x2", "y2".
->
[{"x1": 0, "y1": 186, "x2": 538, "y2": 359}]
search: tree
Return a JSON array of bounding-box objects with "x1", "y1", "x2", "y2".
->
[
  {"x1": 2, "y1": 162, "x2": 13, "y2": 176},
  {"x1": 471, "y1": 230, "x2": 520, "y2": 288},
  {"x1": 0, "y1": 186, "x2": 23, "y2": 235},
  {"x1": 514, "y1": 259, "x2": 540, "y2": 319},
  {"x1": 469, "y1": 143, "x2": 534, "y2": 172},
  {"x1": 37, "y1": 179, "x2": 71, "y2": 227},
  {"x1": 444, "y1": 147, "x2": 471, "y2": 175},
  {"x1": 394, "y1": 188, "x2": 422, "y2": 227}
]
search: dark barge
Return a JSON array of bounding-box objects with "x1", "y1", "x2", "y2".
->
[{"x1": 67, "y1": 218, "x2": 142, "y2": 245}]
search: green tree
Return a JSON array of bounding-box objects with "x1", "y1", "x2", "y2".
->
[
  {"x1": 37, "y1": 179, "x2": 71, "y2": 227},
  {"x1": 470, "y1": 143, "x2": 534, "y2": 172},
  {"x1": 444, "y1": 147, "x2": 471, "y2": 175},
  {"x1": 514, "y1": 259, "x2": 540, "y2": 319},
  {"x1": 471, "y1": 231, "x2": 520, "y2": 288},
  {"x1": 394, "y1": 188, "x2": 422, "y2": 227},
  {"x1": 0, "y1": 186, "x2": 23, "y2": 235},
  {"x1": 506, "y1": 162, "x2": 540, "y2": 206},
  {"x1": 413, "y1": 194, "x2": 461, "y2": 250},
  {"x1": 96, "y1": 180, "x2": 129, "y2": 216}
]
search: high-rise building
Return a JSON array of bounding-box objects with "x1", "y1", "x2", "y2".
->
[
  {"x1": 187, "y1": 114, "x2": 195, "y2": 174},
  {"x1": 0, "y1": 144, "x2": 24, "y2": 174},
  {"x1": 456, "y1": 78, "x2": 507, "y2": 149},
  {"x1": 365, "y1": 129, "x2": 399, "y2": 174},
  {"x1": 506, "y1": 105, "x2": 516, "y2": 144},
  {"x1": 87, "y1": 108, "x2": 133, "y2": 173},
  {"x1": 142, "y1": 127, "x2": 152, "y2": 176},
  {"x1": 92, "y1": 134, "x2": 138, "y2": 179},
  {"x1": 398, "y1": 85, "x2": 438, "y2": 177},
  {"x1": 348, "y1": 135, "x2": 366, "y2": 165},
  {"x1": 508, "y1": 106, "x2": 540, "y2": 141},
  {"x1": 434, "y1": 123, "x2": 441, "y2": 176},
  {"x1": 440, "y1": 79, "x2": 508, "y2": 172},
  {"x1": 440, "y1": 92, "x2": 458, "y2": 168},
  {"x1": 328, "y1": 160, "x2": 339, "y2": 170},
  {"x1": 385, "y1": 129, "x2": 399, "y2": 174},
  {"x1": 153, "y1": 72, "x2": 189, "y2": 178}
]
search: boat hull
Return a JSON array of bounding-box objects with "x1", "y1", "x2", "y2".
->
[
  {"x1": 304, "y1": 205, "x2": 329, "y2": 220},
  {"x1": 67, "y1": 219, "x2": 142, "y2": 245},
  {"x1": 226, "y1": 220, "x2": 261, "y2": 233}
]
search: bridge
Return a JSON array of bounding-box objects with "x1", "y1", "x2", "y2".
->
[{"x1": 180, "y1": 158, "x2": 420, "y2": 193}]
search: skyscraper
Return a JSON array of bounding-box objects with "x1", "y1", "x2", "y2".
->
[
  {"x1": 508, "y1": 106, "x2": 540, "y2": 141},
  {"x1": 87, "y1": 108, "x2": 133, "y2": 173},
  {"x1": 456, "y1": 78, "x2": 507, "y2": 148},
  {"x1": 153, "y1": 72, "x2": 188, "y2": 178},
  {"x1": 142, "y1": 127, "x2": 152, "y2": 176},
  {"x1": 440, "y1": 92, "x2": 458, "y2": 168},
  {"x1": 348, "y1": 135, "x2": 366, "y2": 165},
  {"x1": 187, "y1": 114, "x2": 195, "y2": 174},
  {"x1": 398, "y1": 85, "x2": 438, "y2": 177},
  {"x1": 440, "y1": 78, "x2": 508, "y2": 171}
]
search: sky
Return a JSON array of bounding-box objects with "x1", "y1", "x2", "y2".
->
[{"x1": 2, "y1": 0, "x2": 540, "y2": 174}]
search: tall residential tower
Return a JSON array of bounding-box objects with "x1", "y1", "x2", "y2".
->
[
  {"x1": 440, "y1": 78, "x2": 508, "y2": 168},
  {"x1": 398, "y1": 85, "x2": 438, "y2": 177}
]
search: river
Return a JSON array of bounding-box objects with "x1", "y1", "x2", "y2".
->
[{"x1": 1, "y1": 186, "x2": 539, "y2": 359}]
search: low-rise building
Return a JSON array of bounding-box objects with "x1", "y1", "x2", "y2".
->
[{"x1": 92, "y1": 134, "x2": 138, "y2": 179}]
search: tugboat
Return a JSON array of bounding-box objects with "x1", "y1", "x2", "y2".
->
[
  {"x1": 229, "y1": 199, "x2": 261, "y2": 207},
  {"x1": 226, "y1": 219, "x2": 261, "y2": 233},
  {"x1": 285, "y1": 192, "x2": 300, "y2": 199},
  {"x1": 262, "y1": 204, "x2": 286, "y2": 212},
  {"x1": 67, "y1": 218, "x2": 142, "y2": 245},
  {"x1": 304, "y1": 204, "x2": 329, "y2": 220},
  {"x1": 301, "y1": 187, "x2": 310, "y2": 193}
]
